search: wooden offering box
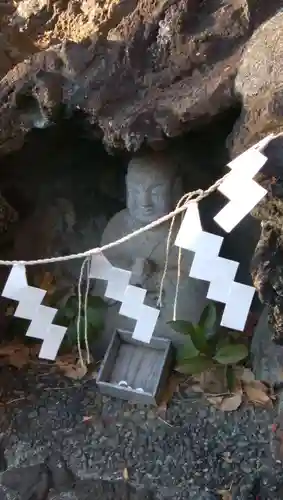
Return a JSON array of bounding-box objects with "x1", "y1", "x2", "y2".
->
[{"x1": 96, "y1": 330, "x2": 174, "y2": 405}]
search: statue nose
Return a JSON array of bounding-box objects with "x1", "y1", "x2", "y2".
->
[{"x1": 140, "y1": 191, "x2": 151, "y2": 206}]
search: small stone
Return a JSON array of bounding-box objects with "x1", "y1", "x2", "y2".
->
[
  {"x1": 46, "y1": 454, "x2": 75, "y2": 492},
  {"x1": 2, "y1": 463, "x2": 49, "y2": 500},
  {"x1": 240, "y1": 462, "x2": 253, "y2": 474},
  {"x1": 237, "y1": 440, "x2": 248, "y2": 448}
]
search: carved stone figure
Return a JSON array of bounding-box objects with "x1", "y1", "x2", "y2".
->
[{"x1": 96, "y1": 151, "x2": 208, "y2": 346}]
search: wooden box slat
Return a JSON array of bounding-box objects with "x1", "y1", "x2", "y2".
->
[{"x1": 97, "y1": 330, "x2": 174, "y2": 405}]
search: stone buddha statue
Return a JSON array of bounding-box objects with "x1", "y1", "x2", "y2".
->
[{"x1": 97, "y1": 152, "x2": 208, "y2": 345}]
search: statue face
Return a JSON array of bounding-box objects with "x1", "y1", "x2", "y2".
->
[{"x1": 126, "y1": 161, "x2": 175, "y2": 224}]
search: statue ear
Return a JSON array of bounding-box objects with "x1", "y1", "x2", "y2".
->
[{"x1": 172, "y1": 177, "x2": 183, "y2": 207}]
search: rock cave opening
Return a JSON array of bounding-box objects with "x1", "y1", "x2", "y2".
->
[{"x1": 0, "y1": 103, "x2": 261, "y2": 347}]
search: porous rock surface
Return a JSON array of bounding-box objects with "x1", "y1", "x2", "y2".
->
[
  {"x1": 0, "y1": 0, "x2": 282, "y2": 155},
  {"x1": 248, "y1": 136, "x2": 283, "y2": 345},
  {"x1": 229, "y1": 8, "x2": 283, "y2": 156}
]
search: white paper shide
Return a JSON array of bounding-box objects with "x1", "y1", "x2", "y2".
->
[
  {"x1": 0, "y1": 136, "x2": 272, "y2": 358},
  {"x1": 89, "y1": 252, "x2": 160, "y2": 343},
  {"x1": 175, "y1": 202, "x2": 255, "y2": 331},
  {"x1": 214, "y1": 142, "x2": 268, "y2": 232},
  {"x1": 1, "y1": 265, "x2": 67, "y2": 360}
]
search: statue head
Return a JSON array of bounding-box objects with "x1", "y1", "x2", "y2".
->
[{"x1": 126, "y1": 152, "x2": 183, "y2": 224}]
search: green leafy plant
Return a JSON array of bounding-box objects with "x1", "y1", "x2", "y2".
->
[
  {"x1": 55, "y1": 294, "x2": 107, "y2": 349},
  {"x1": 168, "y1": 303, "x2": 248, "y2": 387}
]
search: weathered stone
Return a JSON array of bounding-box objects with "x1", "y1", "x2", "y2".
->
[
  {"x1": 48, "y1": 493, "x2": 78, "y2": 500},
  {"x1": 1, "y1": 0, "x2": 283, "y2": 156},
  {"x1": 0, "y1": 0, "x2": 37, "y2": 81},
  {"x1": 1, "y1": 463, "x2": 49, "y2": 500},
  {"x1": 1, "y1": 0, "x2": 281, "y2": 155},
  {"x1": 0, "y1": 446, "x2": 7, "y2": 474},
  {"x1": 232, "y1": 474, "x2": 281, "y2": 500},
  {"x1": 74, "y1": 479, "x2": 154, "y2": 500},
  {"x1": 252, "y1": 307, "x2": 283, "y2": 388},
  {"x1": 249, "y1": 136, "x2": 283, "y2": 343},
  {"x1": 0, "y1": 363, "x2": 278, "y2": 500},
  {"x1": 11, "y1": 0, "x2": 52, "y2": 34},
  {"x1": 229, "y1": 9, "x2": 283, "y2": 157},
  {"x1": 46, "y1": 454, "x2": 75, "y2": 492},
  {"x1": 96, "y1": 151, "x2": 208, "y2": 348}
]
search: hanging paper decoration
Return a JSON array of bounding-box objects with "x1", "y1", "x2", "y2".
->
[
  {"x1": 0, "y1": 136, "x2": 276, "y2": 357},
  {"x1": 175, "y1": 202, "x2": 255, "y2": 331},
  {"x1": 89, "y1": 252, "x2": 160, "y2": 343},
  {"x1": 1, "y1": 265, "x2": 67, "y2": 360},
  {"x1": 213, "y1": 140, "x2": 269, "y2": 232}
]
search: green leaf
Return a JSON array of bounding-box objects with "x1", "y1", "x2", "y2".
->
[
  {"x1": 64, "y1": 315, "x2": 101, "y2": 348},
  {"x1": 49, "y1": 287, "x2": 73, "y2": 308},
  {"x1": 54, "y1": 309, "x2": 67, "y2": 325},
  {"x1": 228, "y1": 330, "x2": 242, "y2": 340},
  {"x1": 66, "y1": 295, "x2": 78, "y2": 310},
  {"x1": 65, "y1": 321, "x2": 77, "y2": 346},
  {"x1": 178, "y1": 338, "x2": 199, "y2": 361},
  {"x1": 189, "y1": 324, "x2": 209, "y2": 354},
  {"x1": 216, "y1": 336, "x2": 230, "y2": 350},
  {"x1": 167, "y1": 320, "x2": 195, "y2": 335},
  {"x1": 63, "y1": 306, "x2": 77, "y2": 320},
  {"x1": 175, "y1": 356, "x2": 215, "y2": 375},
  {"x1": 168, "y1": 320, "x2": 209, "y2": 353},
  {"x1": 87, "y1": 295, "x2": 107, "y2": 310},
  {"x1": 199, "y1": 303, "x2": 217, "y2": 336},
  {"x1": 86, "y1": 306, "x2": 104, "y2": 330},
  {"x1": 54, "y1": 306, "x2": 73, "y2": 325},
  {"x1": 214, "y1": 344, "x2": 248, "y2": 365}
]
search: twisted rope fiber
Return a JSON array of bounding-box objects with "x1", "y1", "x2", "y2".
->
[
  {"x1": 0, "y1": 168, "x2": 225, "y2": 369},
  {"x1": 0, "y1": 176, "x2": 230, "y2": 267},
  {"x1": 75, "y1": 186, "x2": 218, "y2": 367},
  {"x1": 1, "y1": 134, "x2": 275, "y2": 367},
  {"x1": 1, "y1": 126, "x2": 278, "y2": 268},
  {"x1": 157, "y1": 191, "x2": 193, "y2": 312},
  {"x1": 77, "y1": 256, "x2": 91, "y2": 369}
]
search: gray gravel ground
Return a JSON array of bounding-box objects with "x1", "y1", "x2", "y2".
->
[{"x1": 0, "y1": 366, "x2": 282, "y2": 499}]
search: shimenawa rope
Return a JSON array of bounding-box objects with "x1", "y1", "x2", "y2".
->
[{"x1": 2, "y1": 132, "x2": 277, "y2": 367}]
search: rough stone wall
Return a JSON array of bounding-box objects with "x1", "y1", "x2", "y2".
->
[
  {"x1": 229, "y1": 9, "x2": 283, "y2": 156},
  {"x1": 0, "y1": 0, "x2": 282, "y2": 156},
  {"x1": 2, "y1": 0, "x2": 283, "y2": 356},
  {"x1": 0, "y1": 1, "x2": 37, "y2": 80}
]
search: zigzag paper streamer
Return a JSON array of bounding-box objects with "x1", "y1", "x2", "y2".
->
[
  {"x1": 1, "y1": 265, "x2": 67, "y2": 360},
  {"x1": 214, "y1": 140, "x2": 269, "y2": 232},
  {"x1": 89, "y1": 253, "x2": 159, "y2": 343},
  {"x1": 175, "y1": 202, "x2": 255, "y2": 331}
]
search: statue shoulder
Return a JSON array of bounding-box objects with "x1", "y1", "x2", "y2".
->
[{"x1": 101, "y1": 209, "x2": 128, "y2": 245}]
